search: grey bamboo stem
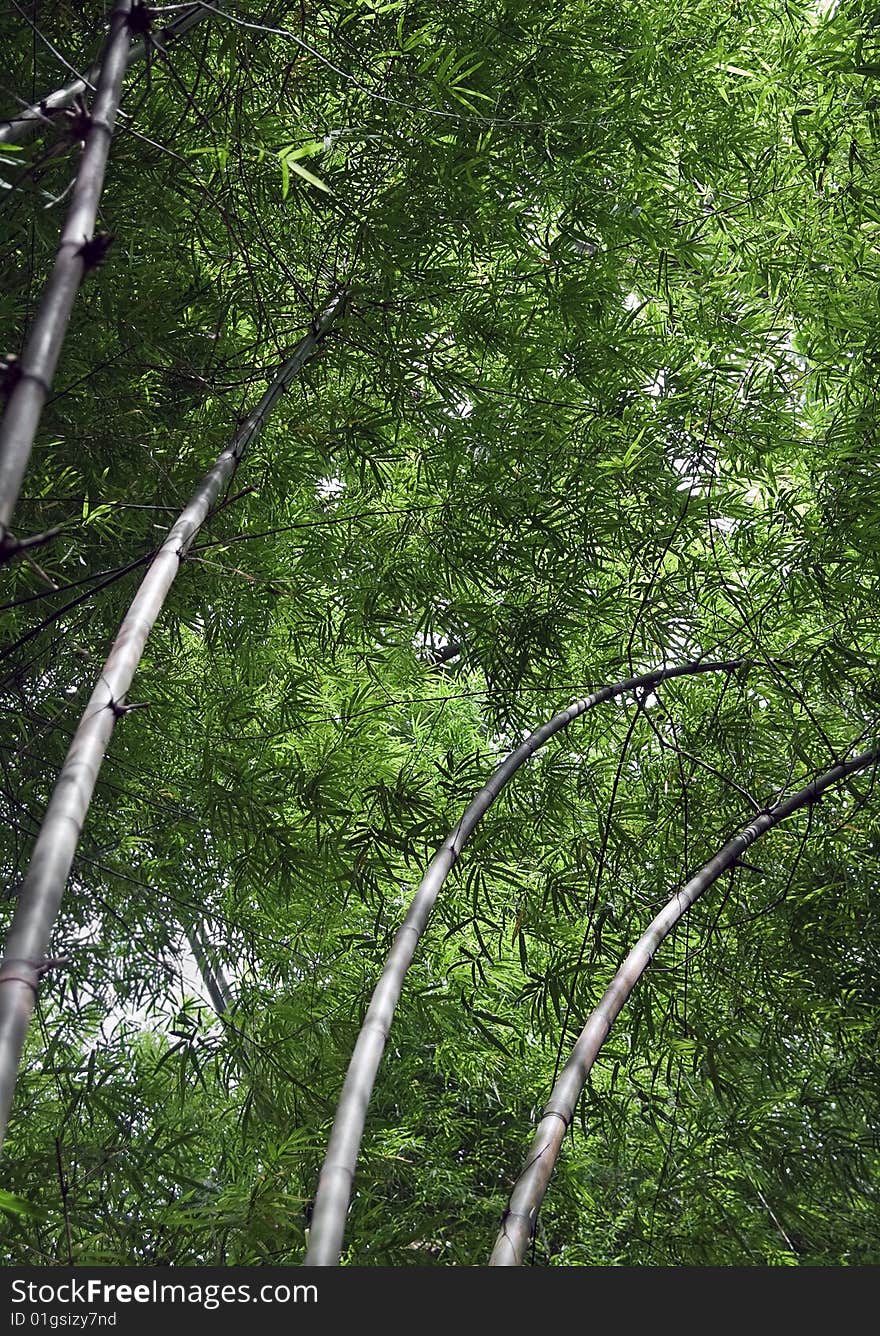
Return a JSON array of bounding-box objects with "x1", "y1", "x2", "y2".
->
[
  {"x1": 0, "y1": 0, "x2": 134, "y2": 542},
  {"x1": 304, "y1": 657, "x2": 746, "y2": 1266},
  {"x1": 0, "y1": 3, "x2": 213, "y2": 146},
  {"x1": 185, "y1": 924, "x2": 233, "y2": 1016},
  {"x1": 0, "y1": 292, "x2": 346, "y2": 1149},
  {"x1": 489, "y1": 745, "x2": 880, "y2": 1265}
]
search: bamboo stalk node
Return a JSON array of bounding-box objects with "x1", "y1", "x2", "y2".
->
[
  {"x1": 0, "y1": 959, "x2": 41, "y2": 994},
  {"x1": 77, "y1": 233, "x2": 115, "y2": 271},
  {"x1": 64, "y1": 101, "x2": 93, "y2": 143},
  {"x1": 127, "y1": 3, "x2": 156, "y2": 36}
]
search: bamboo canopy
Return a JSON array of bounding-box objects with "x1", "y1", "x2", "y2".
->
[{"x1": 2, "y1": 0, "x2": 879, "y2": 1269}]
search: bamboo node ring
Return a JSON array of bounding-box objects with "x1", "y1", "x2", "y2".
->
[{"x1": 0, "y1": 959, "x2": 42, "y2": 993}]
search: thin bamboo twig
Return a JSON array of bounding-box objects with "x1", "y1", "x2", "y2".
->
[
  {"x1": 0, "y1": 3, "x2": 213, "y2": 146},
  {"x1": 489, "y1": 744, "x2": 880, "y2": 1265},
  {"x1": 0, "y1": 292, "x2": 347, "y2": 1149},
  {"x1": 304, "y1": 657, "x2": 746, "y2": 1266},
  {"x1": 0, "y1": 0, "x2": 135, "y2": 547}
]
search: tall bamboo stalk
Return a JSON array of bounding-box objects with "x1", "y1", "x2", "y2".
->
[
  {"x1": 0, "y1": 3, "x2": 213, "y2": 146},
  {"x1": 0, "y1": 292, "x2": 346, "y2": 1149},
  {"x1": 0, "y1": 1, "x2": 134, "y2": 548},
  {"x1": 304, "y1": 657, "x2": 747, "y2": 1265},
  {"x1": 489, "y1": 745, "x2": 880, "y2": 1265}
]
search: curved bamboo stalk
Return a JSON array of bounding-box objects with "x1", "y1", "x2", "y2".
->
[
  {"x1": 0, "y1": 292, "x2": 347, "y2": 1149},
  {"x1": 0, "y1": 0, "x2": 135, "y2": 545},
  {"x1": 489, "y1": 744, "x2": 880, "y2": 1265},
  {"x1": 0, "y1": 3, "x2": 214, "y2": 146},
  {"x1": 304, "y1": 656, "x2": 747, "y2": 1265}
]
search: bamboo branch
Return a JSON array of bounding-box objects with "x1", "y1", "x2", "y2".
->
[
  {"x1": 0, "y1": 3, "x2": 214, "y2": 146},
  {"x1": 0, "y1": 0, "x2": 135, "y2": 546},
  {"x1": 0, "y1": 292, "x2": 347, "y2": 1149},
  {"x1": 304, "y1": 657, "x2": 746, "y2": 1266},
  {"x1": 489, "y1": 744, "x2": 880, "y2": 1266}
]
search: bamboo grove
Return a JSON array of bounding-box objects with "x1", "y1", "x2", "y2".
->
[{"x1": 0, "y1": 0, "x2": 879, "y2": 1266}]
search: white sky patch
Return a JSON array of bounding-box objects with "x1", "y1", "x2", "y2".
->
[
  {"x1": 412, "y1": 629, "x2": 458, "y2": 664},
  {"x1": 743, "y1": 482, "x2": 767, "y2": 507},
  {"x1": 447, "y1": 393, "x2": 474, "y2": 419},
  {"x1": 669, "y1": 446, "x2": 716, "y2": 497},
  {"x1": 316, "y1": 474, "x2": 344, "y2": 502},
  {"x1": 85, "y1": 926, "x2": 227, "y2": 1050}
]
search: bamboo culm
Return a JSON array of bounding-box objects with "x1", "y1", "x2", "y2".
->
[
  {"x1": 304, "y1": 656, "x2": 747, "y2": 1266},
  {"x1": 0, "y1": 0, "x2": 135, "y2": 545},
  {"x1": 489, "y1": 744, "x2": 880, "y2": 1266},
  {"x1": 185, "y1": 924, "x2": 233, "y2": 1017},
  {"x1": 0, "y1": 3, "x2": 213, "y2": 146},
  {"x1": 0, "y1": 292, "x2": 347, "y2": 1149}
]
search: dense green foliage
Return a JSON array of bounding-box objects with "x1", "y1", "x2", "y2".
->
[{"x1": 1, "y1": 0, "x2": 879, "y2": 1265}]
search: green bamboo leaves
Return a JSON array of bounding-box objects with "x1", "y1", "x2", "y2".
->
[{"x1": 278, "y1": 142, "x2": 332, "y2": 197}]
